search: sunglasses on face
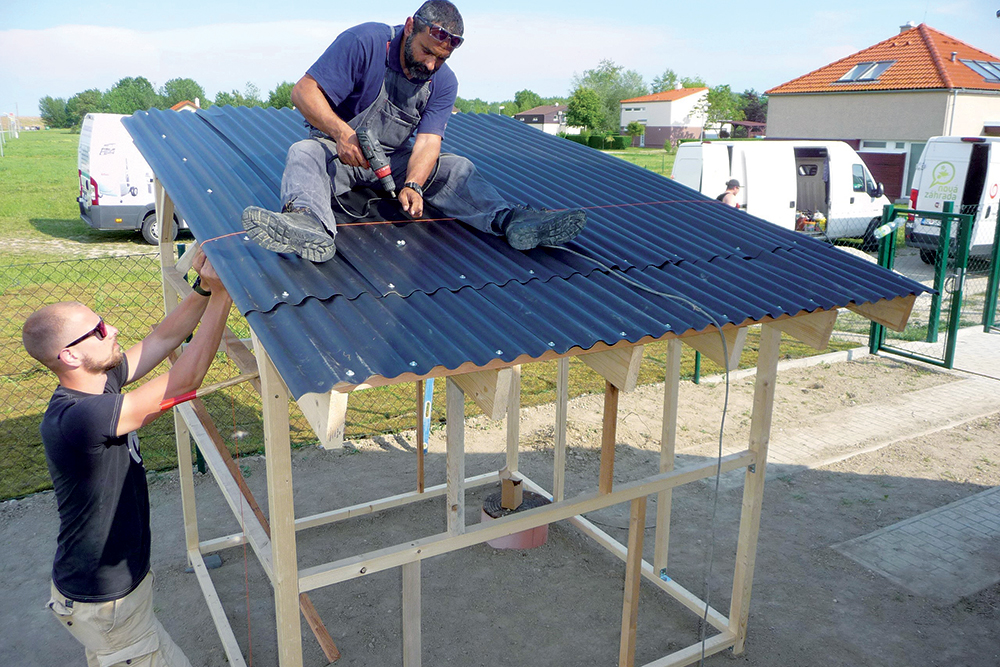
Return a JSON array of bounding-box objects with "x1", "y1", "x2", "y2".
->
[
  {"x1": 65, "y1": 318, "x2": 108, "y2": 348},
  {"x1": 414, "y1": 15, "x2": 464, "y2": 48}
]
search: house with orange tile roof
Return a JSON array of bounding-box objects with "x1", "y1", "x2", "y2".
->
[
  {"x1": 619, "y1": 86, "x2": 708, "y2": 148},
  {"x1": 513, "y1": 104, "x2": 581, "y2": 135},
  {"x1": 765, "y1": 22, "x2": 1000, "y2": 200}
]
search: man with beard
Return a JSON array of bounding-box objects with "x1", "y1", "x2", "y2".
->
[
  {"x1": 21, "y1": 250, "x2": 231, "y2": 667},
  {"x1": 242, "y1": 0, "x2": 586, "y2": 262}
]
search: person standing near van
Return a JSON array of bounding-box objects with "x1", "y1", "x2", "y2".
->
[
  {"x1": 717, "y1": 179, "x2": 741, "y2": 207},
  {"x1": 241, "y1": 0, "x2": 586, "y2": 263},
  {"x1": 21, "y1": 249, "x2": 231, "y2": 667}
]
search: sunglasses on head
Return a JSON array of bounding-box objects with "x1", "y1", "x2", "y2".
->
[
  {"x1": 414, "y1": 15, "x2": 464, "y2": 48},
  {"x1": 66, "y1": 318, "x2": 107, "y2": 348}
]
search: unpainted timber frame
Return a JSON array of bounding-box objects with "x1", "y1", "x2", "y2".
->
[{"x1": 153, "y1": 184, "x2": 915, "y2": 667}]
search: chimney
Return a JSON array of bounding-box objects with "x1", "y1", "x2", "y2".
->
[
  {"x1": 674, "y1": 82, "x2": 682, "y2": 90},
  {"x1": 899, "y1": 21, "x2": 916, "y2": 33},
  {"x1": 951, "y1": 52, "x2": 957, "y2": 62}
]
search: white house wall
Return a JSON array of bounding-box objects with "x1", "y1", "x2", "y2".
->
[
  {"x1": 619, "y1": 91, "x2": 708, "y2": 130},
  {"x1": 949, "y1": 92, "x2": 1000, "y2": 136},
  {"x1": 768, "y1": 91, "x2": 950, "y2": 141}
]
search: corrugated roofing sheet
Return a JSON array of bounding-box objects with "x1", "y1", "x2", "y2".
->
[{"x1": 124, "y1": 106, "x2": 930, "y2": 399}]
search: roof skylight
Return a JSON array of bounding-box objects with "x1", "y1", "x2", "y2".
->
[
  {"x1": 960, "y1": 60, "x2": 1000, "y2": 82},
  {"x1": 836, "y1": 61, "x2": 895, "y2": 83}
]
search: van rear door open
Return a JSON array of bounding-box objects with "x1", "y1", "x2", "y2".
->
[{"x1": 743, "y1": 142, "x2": 796, "y2": 229}]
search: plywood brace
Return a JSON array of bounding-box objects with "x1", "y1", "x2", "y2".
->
[
  {"x1": 771, "y1": 309, "x2": 839, "y2": 350},
  {"x1": 451, "y1": 367, "x2": 513, "y2": 421},
  {"x1": 581, "y1": 344, "x2": 644, "y2": 392},
  {"x1": 296, "y1": 389, "x2": 350, "y2": 450},
  {"x1": 683, "y1": 326, "x2": 747, "y2": 370},
  {"x1": 848, "y1": 294, "x2": 917, "y2": 332}
]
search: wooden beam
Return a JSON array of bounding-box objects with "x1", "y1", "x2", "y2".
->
[
  {"x1": 295, "y1": 390, "x2": 349, "y2": 450},
  {"x1": 416, "y1": 381, "x2": 425, "y2": 494},
  {"x1": 506, "y1": 365, "x2": 521, "y2": 472},
  {"x1": 729, "y1": 323, "x2": 781, "y2": 654},
  {"x1": 175, "y1": 241, "x2": 201, "y2": 275},
  {"x1": 446, "y1": 378, "x2": 465, "y2": 535},
  {"x1": 654, "y1": 339, "x2": 682, "y2": 574},
  {"x1": 847, "y1": 294, "x2": 917, "y2": 332},
  {"x1": 402, "y1": 561, "x2": 421, "y2": 667},
  {"x1": 683, "y1": 327, "x2": 747, "y2": 370},
  {"x1": 172, "y1": 411, "x2": 199, "y2": 558},
  {"x1": 599, "y1": 380, "x2": 620, "y2": 494},
  {"x1": 772, "y1": 309, "x2": 839, "y2": 350},
  {"x1": 451, "y1": 367, "x2": 512, "y2": 421},
  {"x1": 619, "y1": 496, "x2": 647, "y2": 667},
  {"x1": 580, "y1": 345, "x2": 644, "y2": 392},
  {"x1": 187, "y1": 549, "x2": 249, "y2": 667},
  {"x1": 154, "y1": 178, "x2": 176, "y2": 260},
  {"x1": 553, "y1": 358, "x2": 569, "y2": 502}
]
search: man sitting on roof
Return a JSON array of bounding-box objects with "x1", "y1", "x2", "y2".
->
[{"x1": 242, "y1": 0, "x2": 586, "y2": 263}]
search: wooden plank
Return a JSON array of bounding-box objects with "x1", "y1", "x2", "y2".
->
[
  {"x1": 221, "y1": 329, "x2": 262, "y2": 394},
  {"x1": 654, "y1": 339, "x2": 682, "y2": 574},
  {"x1": 298, "y1": 451, "x2": 755, "y2": 592},
  {"x1": 771, "y1": 309, "x2": 838, "y2": 350},
  {"x1": 154, "y1": 179, "x2": 176, "y2": 261},
  {"x1": 506, "y1": 365, "x2": 521, "y2": 472},
  {"x1": 599, "y1": 381, "x2": 620, "y2": 494},
  {"x1": 446, "y1": 378, "x2": 465, "y2": 536},
  {"x1": 580, "y1": 345, "x2": 644, "y2": 392},
  {"x1": 639, "y1": 632, "x2": 736, "y2": 667},
  {"x1": 847, "y1": 294, "x2": 917, "y2": 332},
  {"x1": 175, "y1": 241, "x2": 201, "y2": 275},
  {"x1": 728, "y1": 323, "x2": 781, "y2": 653},
  {"x1": 416, "y1": 381, "x2": 425, "y2": 494},
  {"x1": 253, "y1": 334, "x2": 304, "y2": 667},
  {"x1": 619, "y1": 497, "x2": 647, "y2": 667},
  {"x1": 173, "y1": 412, "x2": 199, "y2": 556},
  {"x1": 683, "y1": 327, "x2": 747, "y2": 370},
  {"x1": 402, "y1": 561, "x2": 421, "y2": 667},
  {"x1": 553, "y1": 357, "x2": 569, "y2": 502},
  {"x1": 295, "y1": 389, "x2": 349, "y2": 450},
  {"x1": 451, "y1": 367, "x2": 512, "y2": 421},
  {"x1": 188, "y1": 549, "x2": 249, "y2": 667}
]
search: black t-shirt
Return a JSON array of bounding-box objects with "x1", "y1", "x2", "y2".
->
[{"x1": 41, "y1": 358, "x2": 151, "y2": 602}]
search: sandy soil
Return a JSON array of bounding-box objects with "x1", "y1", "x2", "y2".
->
[{"x1": 2, "y1": 354, "x2": 998, "y2": 667}]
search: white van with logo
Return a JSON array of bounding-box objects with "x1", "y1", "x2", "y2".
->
[
  {"x1": 672, "y1": 140, "x2": 890, "y2": 247},
  {"x1": 77, "y1": 113, "x2": 186, "y2": 244},
  {"x1": 906, "y1": 136, "x2": 1000, "y2": 264}
]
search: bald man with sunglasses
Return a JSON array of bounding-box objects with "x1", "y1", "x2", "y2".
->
[
  {"x1": 21, "y1": 250, "x2": 231, "y2": 667},
  {"x1": 242, "y1": 0, "x2": 586, "y2": 262}
]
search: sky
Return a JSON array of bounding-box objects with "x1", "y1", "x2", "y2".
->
[{"x1": 1, "y1": 0, "x2": 997, "y2": 117}]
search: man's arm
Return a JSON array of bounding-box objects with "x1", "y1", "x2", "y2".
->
[
  {"x1": 398, "y1": 133, "x2": 443, "y2": 218},
  {"x1": 292, "y1": 74, "x2": 368, "y2": 168},
  {"x1": 115, "y1": 258, "x2": 233, "y2": 436}
]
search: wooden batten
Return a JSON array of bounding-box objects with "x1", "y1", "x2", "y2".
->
[
  {"x1": 772, "y1": 309, "x2": 839, "y2": 351},
  {"x1": 683, "y1": 326, "x2": 747, "y2": 370},
  {"x1": 451, "y1": 367, "x2": 512, "y2": 420},
  {"x1": 297, "y1": 390, "x2": 350, "y2": 450},
  {"x1": 154, "y1": 179, "x2": 176, "y2": 258},
  {"x1": 581, "y1": 345, "x2": 644, "y2": 392},
  {"x1": 848, "y1": 294, "x2": 917, "y2": 332},
  {"x1": 174, "y1": 241, "x2": 201, "y2": 275}
]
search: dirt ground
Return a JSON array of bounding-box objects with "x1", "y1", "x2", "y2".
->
[{"x1": 2, "y1": 354, "x2": 998, "y2": 667}]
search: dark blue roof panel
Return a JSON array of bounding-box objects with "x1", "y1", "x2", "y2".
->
[{"x1": 125, "y1": 107, "x2": 929, "y2": 399}]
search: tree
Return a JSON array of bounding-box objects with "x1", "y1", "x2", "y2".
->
[
  {"x1": 66, "y1": 89, "x2": 106, "y2": 129},
  {"x1": 214, "y1": 83, "x2": 265, "y2": 108},
  {"x1": 571, "y1": 59, "x2": 647, "y2": 133},
  {"x1": 680, "y1": 75, "x2": 706, "y2": 88},
  {"x1": 160, "y1": 78, "x2": 206, "y2": 108},
  {"x1": 104, "y1": 77, "x2": 162, "y2": 114},
  {"x1": 513, "y1": 89, "x2": 542, "y2": 112},
  {"x1": 268, "y1": 81, "x2": 295, "y2": 109},
  {"x1": 651, "y1": 69, "x2": 678, "y2": 93},
  {"x1": 703, "y1": 84, "x2": 745, "y2": 126},
  {"x1": 38, "y1": 96, "x2": 71, "y2": 128},
  {"x1": 566, "y1": 87, "x2": 604, "y2": 131},
  {"x1": 625, "y1": 121, "x2": 645, "y2": 137},
  {"x1": 741, "y1": 89, "x2": 768, "y2": 124}
]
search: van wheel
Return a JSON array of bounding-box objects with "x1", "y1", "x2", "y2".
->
[
  {"x1": 919, "y1": 249, "x2": 937, "y2": 265},
  {"x1": 859, "y1": 217, "x2": 881, "y2": 251},
  {"x1": 140, "y1": 213, "x2": 178, "y2": 245}
]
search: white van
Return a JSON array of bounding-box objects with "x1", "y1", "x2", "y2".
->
[
  {"x1": 77, "y1": 113, "x2": 186, "y2": 244},
  {"x1": 906, "y1": 136, "x2": 1000, "y2": 264},
  {"x1": 672, "y1": 140, "x2": 890, "y2": 247}
]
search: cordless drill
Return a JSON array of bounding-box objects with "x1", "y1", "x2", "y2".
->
[{"x1": 355, "y1": 127, "x2": 396, "y2": 198}]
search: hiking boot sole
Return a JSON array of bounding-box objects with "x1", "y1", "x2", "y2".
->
[
  {"x1": 242, "y1": 206, "x2": 336, "y2": 263},
  {"x1": 506, "y1": 210, "x2": 587, "y2": 251}
]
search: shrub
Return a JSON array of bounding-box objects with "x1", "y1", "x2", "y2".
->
[
  {"x1": 564, "y1": 135, "x2": 589, "y2": 146},
  {"x1": 611, "y1": 135, "x2": 629, "y2": 150},
  {"x1": 587, "y1": 135, "x2": 605, "y2": 149}
]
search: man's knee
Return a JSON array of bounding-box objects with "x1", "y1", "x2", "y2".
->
[
  {"x1": 286, "y1": 139, "x2": 329, "y2": 167},
  {"x1": 429, "y1": 154, "x2": 476, "y2": 190}
]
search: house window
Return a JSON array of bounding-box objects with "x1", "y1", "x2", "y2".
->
[
  {"x1": 837, "y1": 61, "x2": 895, "y2": 82},
  {"x1": 960, "y1": 60, "x2": 1000, "y2": 82},
  {"x1": 862, "y1": 141, "x2": 887, "y2": 148}
]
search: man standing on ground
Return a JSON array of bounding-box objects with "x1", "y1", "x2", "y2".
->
[
  {"x1": 22, "y1": 250, "x2": 232, "y2": 667},
  {"x1": 717, "y1": 179, "x2": 741, "y2": 208},
  {"x1": 242, "y1": 0, "x2": 586, "y2": 262}
]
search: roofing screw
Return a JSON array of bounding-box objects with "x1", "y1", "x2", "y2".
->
[
  {"x1": 495, "y1": 349, "x2": 503, "y2": 355},
  {"x1": 182, "y1": 157, "x2": 187, "y2": 162},
  {"x1": 459, "y1": 274, "x2": 466, "y2": 279},
  {"x1": 243, "y1": 236, "x2": 249, "y2": 241},
  {"x1": 206, "y1": 189, "x2": 213, "y2": 194},
  {"x1": 346, "y1": 370, "x2": 355, "y2": 377},
  {"x1": 409, "y1": 361, "x2": 417, "y2": 367},
  {"x1": 281, "y1": 291, "x2": 289, "y2": 298},
  {"x1": 388, "y1": 283, "x2": 395, "y2": 289},
  {"x1": 161, "y1": 134, "x2": 166, "y2": 138},
  {"x1": 548, "y1": 341, "x2": 555, "y2": 347},
  {"x1": 529, "y1": 269, "x2": 535, "y2": 274},
  {"x1": 620, "y1": 331, "x2": 627, "y2": 337},
  {"x1": 397, "y1": 240, "x2": 406, "y2": 247}
]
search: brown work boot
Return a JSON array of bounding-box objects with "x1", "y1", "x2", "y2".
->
[
  {"x1": 501, "y1": 206, "x2": 587, "y2": 250},
  {"x1": 242, "y1": 205, "x2": 336, "y2": 262}
]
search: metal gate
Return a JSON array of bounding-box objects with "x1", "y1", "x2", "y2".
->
[{"x1": 870, "y1": 204, "x2": 1000, "y2": 368}]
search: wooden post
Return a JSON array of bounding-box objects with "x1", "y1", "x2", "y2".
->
[
  {"x1": 619, "y1": 496, "x2": 647, "y2": 667},
  {"x1": 253, "y1": 334, "x2": 304, "y2": 667},
  {"x1": 599, "y1": 380, "x2": 620, "y2": 494},
  {"x1": 446, "y1": 378, "x2": 465, "y2": 536},
  {"x1": 173, "y1": 412, "x2": 199, "y2": 558},
  {"x1": 402, "y1": 561, "x2": 421, "y2": 667},
  {"x1": 506, "y1": 365, "x2": 521, "y2": 472},
  {"x1": 553, "y1": 358, "x2": 569, "y2": 501},
  {"x1": 154, "y1": 178, "x2": 176, "y2": 272},
  {"x1": 416, "y1": 381, "x2": 425, "y2": 494},
  {"x1": 654, "y1": 339, "x2": 682, "y2": 574},
  {"x1": 729, "y1": 323, "x2": 781, "y2": 653}
]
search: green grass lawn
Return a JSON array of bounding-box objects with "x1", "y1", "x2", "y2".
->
[{"x1": 602, "y1": 147, "x2": 676, "y2": 178}]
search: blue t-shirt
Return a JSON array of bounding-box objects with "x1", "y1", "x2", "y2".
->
[{"x1": 306, "y1": 22, "x2": 458, "y2": 137}]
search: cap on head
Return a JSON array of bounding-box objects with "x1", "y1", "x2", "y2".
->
[{"x1": 726, "y1": 179, "x2": 741, "y2": 188}]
